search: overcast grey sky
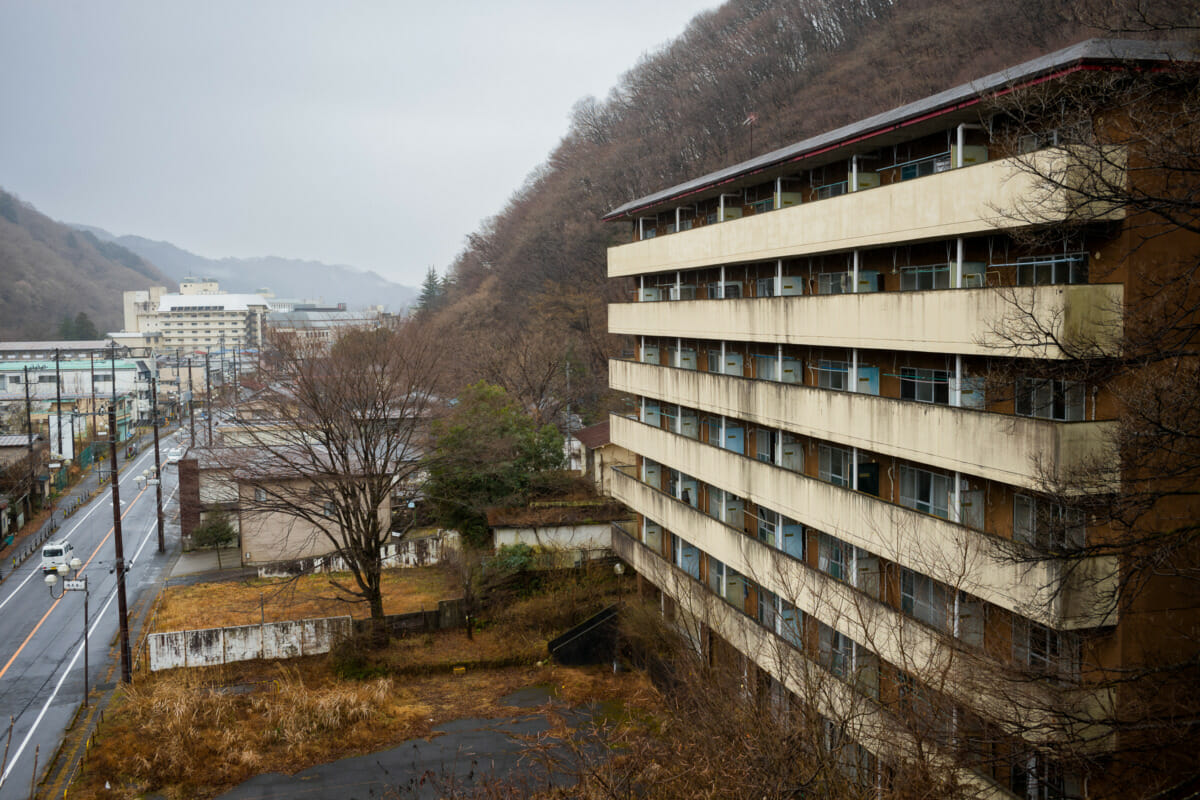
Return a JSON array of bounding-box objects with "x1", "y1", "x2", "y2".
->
[{"x1": 0, "y1": 1, "x2": 715, "y2": 286}]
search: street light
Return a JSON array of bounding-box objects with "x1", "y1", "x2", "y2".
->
[{"x1": 45, "y1": 557, "x2": 90, "y2": 707}]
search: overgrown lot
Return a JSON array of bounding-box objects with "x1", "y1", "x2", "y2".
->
[
  {"x1": 152, "y1": 566, "x2": 453, "y2": 631},
  {"x1": 73, "y1": 562, "x2": 641, "y2": 798}
]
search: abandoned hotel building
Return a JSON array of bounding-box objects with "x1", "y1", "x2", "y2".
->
[{"x1": 603, "y1": 40, "x2": 1200, "y2": 799}]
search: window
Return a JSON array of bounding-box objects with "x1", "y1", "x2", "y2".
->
[
  {"x1": 818, "y1": 445, "x2": 851, "y2": 487},
  {"x1": 817, "y1": 532, "x2": 848, "y2": 581},
  {"x1": 1015, "y1": 378, "x2": 1085, "y2": 421},
  {"x1": 1013, "y1": 618, "x2": 1081, "y2": 682},
  {"x1": 899, "y1": 264, "x2": 951, "y2": 291},
  {"x1": 756, "y1": 429, "x2": 777, "y2": 463},
  {"x1": 756, "y1": 277, "x2": 775, "y2": 297},
  {"x1": 706, "y1": 349, "x2": 722, "y2": 373},
  {"x1": 1016, "y1": 252, "x2": 1088, "y2": 286},
  {"x1": 898, "y1": 464, "x2": 950, "y2": 518},
  {"x1": 37, "y1": 375, "x2": 57, "y2": 384},
  {"x1": 323, "y1": 501, "x2": 337, "y2": 518},
  {"x1": 7, "y1": 375, "x2": 20, "y2": 385},
  {"x1": 900, "y1": 367, "x2": 950, "y2": 404},
  {"x1": 816, "y1": 360, "x2": 848, "y2": 391},
  {"x1": 816, "y1": 181, "x2": 847, "y2": 199},
  {"x1": 1013, "y1": 495, "x2": 1085, "y2": 550},
  {"x1": 756, "y1": 507, "x2": 777, "y2": 545},
  {"x1": 254, "y1": 487, "x2": 268, "y2": 502},
  {"x1": 900, "y1": 569, "x2": 951, "y2": 632},
  {"x1": 818, "y1": 623, "x2": 855, "y2": 678},
  {"x1": 779, "y1": 601, "x2": 804, "y2": 648},
  {"x1": 1010, "y1": 752, "x2": 1083, "y2": 800}
]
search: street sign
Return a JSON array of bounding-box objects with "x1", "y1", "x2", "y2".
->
[{"x1": 63, "y1": 579, "x2": 86, "y2": 591}]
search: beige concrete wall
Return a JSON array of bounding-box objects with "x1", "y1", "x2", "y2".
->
[
  {"x1": 608, "y1": 151, "x2": 1125, "y2": 278},
  {"x1": 610, "y1": 414, "x2": 1115, "y2": 629},
  {"x1": 238, "y1": 481, "x2": 391, "y2": 566},
  {"x1": 610, "y1": 283, "x2": 1124, "y2": 359},
  {"x1": 610, "y1": 359, "x2": 1117, "y2": 490}
]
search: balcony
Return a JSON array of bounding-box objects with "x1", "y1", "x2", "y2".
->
[
  {"x1": 613, "y1": 529, "x2": 1026, "y2": 795},
  {"x1": 614, "y1": 522, "x2": 1114, "y2": 757},
  {"x1": 608, "y1": 150, "x2": 1125, "y2": 278},
  {"x1": 610, "y1": 282, "x2": 1123, "y2": 360},
  {"x1": 610, "y1": 359, "x2": 1117, "y2": 491},
  {"x1": 609, "y1": 414, "x2": 1117, "y2": 630}
]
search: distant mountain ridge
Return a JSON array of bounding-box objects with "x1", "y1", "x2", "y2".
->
[
  {"x1": 0, "y1": 190, "x2": 175, "y2": 338},
  {"x1": 75, "y1": 226, "x2": 416, "y2": 310}
]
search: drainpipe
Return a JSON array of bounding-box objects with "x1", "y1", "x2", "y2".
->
[
  {"x1": 849, "y1": 349, "x2": 858, "y2": 394},
  {"x1": 952, "y1": 355, "x2": 963, "y2": 408},
  {"x1": 952, "y1": 471, "x2": 963, "y2": 523},
  {"x1": 850, "y1": 155, "x2": 859, "y2": 192},
  {"x1": 776, "y1": 259, "x2": 783, "y2": 296},
  {"x1": 676, "y1": 337, "x2": 682, "y2": 368},
  {"x1": 775, "y1": 177, "x2": 782, "y2": 208},
  {"x1": 955, "y1": 237, "x2": 964, "y2": 288},
  {"x1": 777, "y1": 343, "x2": 783, "y2": 384},
  {"x1": 852, "y1": 447, "x2": 859, "y2": 491},
  {"x1": 719, "y1": 266, "x2": 726, "y2": 299},
  {"x1": 676, "y1": 271, "x2": 682, "y2": 301},
  {"x1": 675, "y1": 207, "x2": 681, "y2": 231},
  {"x1": 957, "y1": 124, "x2": 965, "y2": 168},
  {"x1": 852, "y1": 250, "x2": 860, "y2": 293},
  {"x1": 719, "y1": 194, "x2": 725, "y2": 223}
]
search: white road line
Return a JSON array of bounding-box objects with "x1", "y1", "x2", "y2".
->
[
  {"x1": 0, "y1": 439, "x2": 169, "y2": 614},
  {"x1": 0, "y1": 478, "x2": 180, "y2": 789}
]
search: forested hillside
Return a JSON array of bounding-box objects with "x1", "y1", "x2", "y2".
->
[
  {"x1": 418, "y1": 0, "x2": 1156, "y2": 424},
  {"x1": 0, "y1": 190, "x2": 174, "y2": 338}
]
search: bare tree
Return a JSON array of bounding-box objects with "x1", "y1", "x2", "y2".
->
[{"x1": 222, "y1": 322, "x2": 440, "y2": 623}]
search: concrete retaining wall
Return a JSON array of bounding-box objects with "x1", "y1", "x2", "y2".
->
[{"x1": 148, "y1": 615, "x2": 353, "y2": 671}]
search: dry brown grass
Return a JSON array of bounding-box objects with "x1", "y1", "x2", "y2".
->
[
  {"x1": 153, "y1": 566, "x2": 452, "y2": 631},
  {"x1": 70, "y1": 657, "x2": 658, "y2": 800}
]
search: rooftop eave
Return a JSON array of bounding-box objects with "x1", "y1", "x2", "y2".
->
[{"x1": 601, "y1": 38, "x2": 1197, "y2": 222}]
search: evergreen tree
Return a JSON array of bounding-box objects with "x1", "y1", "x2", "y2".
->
[
  {"x1": 57, "y1": 315, "x2": 76, "y2": 340},
  {"x1": 73, "y1": 312, "x2": 98, "y2": 340},
  {"x1": 414, "y1": 266, "x2": 444, "y2": 314}
]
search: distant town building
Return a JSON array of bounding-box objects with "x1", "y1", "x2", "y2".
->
[{"x1": 121, "y1": 280, "x2": 269, "y2": 355}]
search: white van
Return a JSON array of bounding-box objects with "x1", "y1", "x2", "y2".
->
[
  {"x1": 41, "y1": 541, "x2": 74, "y2": 574},
  {"x1": 166, "y1": 447, "x2": 183, "y2": 465}
]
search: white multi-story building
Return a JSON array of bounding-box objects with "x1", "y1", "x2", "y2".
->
[{"x1": 122, "y1": 280, "x2": 269, "y2": 355}]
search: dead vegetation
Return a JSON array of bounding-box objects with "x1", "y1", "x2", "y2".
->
[
  {"x1": 70, "y1": 564, "x2": 643, "y2": 799},
  {"x1": 152, "y1": 566, "x2": 453, "y2": 631}
]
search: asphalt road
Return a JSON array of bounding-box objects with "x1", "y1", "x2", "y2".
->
[{"x1": 0, "y1": 430, "x2": 184, "y2": 799}]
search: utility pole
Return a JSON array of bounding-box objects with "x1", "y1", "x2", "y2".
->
[
  {"x1": 107, "y1": 406, "x2": 132, "y2": 684},
  {"x1": 152, "y1": 378, "x2": 164, "y2": 553},
  {"x1": 109, "y1": 343, "x2": 118, "y2": 444},
  {"x1": 23, "y1": 366, "x2": 34, "y2": 518},
  {"x1": 54, "y1": 348, "x2": 62, "y2": 457},
  {"x1": 89, "y1": 351, "x2": 95, "y2": 446},
  {"x1": 205, "y1": 351, "x2": 213, "y2": 445},
  {"x1": 188, "y1": 357, "x2": 196, "y2": 444}
]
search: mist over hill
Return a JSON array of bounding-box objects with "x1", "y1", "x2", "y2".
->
[
  {"x1": 75, "y1": 226, "x2": 416, "y2": 310},
  {"x1": 0, "y1": 190, "x2": 174, "y2": 338}
]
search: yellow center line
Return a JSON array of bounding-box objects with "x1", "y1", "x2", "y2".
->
[{"x1": 0, "y1": 486, "x2": 147, "y2": 682}]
